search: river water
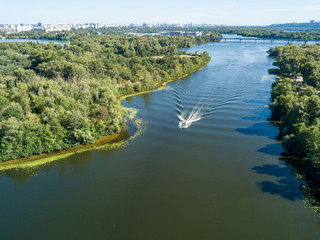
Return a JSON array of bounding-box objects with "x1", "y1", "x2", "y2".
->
[{"x1": 1, "y1": 39, "x2": 320, "y2": 239}]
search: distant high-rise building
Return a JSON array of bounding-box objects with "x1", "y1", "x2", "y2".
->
[
  {"x1": 142, "y1": 23, "x2": 152, "y2": 28},
  {"x1": 38, "y1": 22, "x2": 42, "y2": 27},
  {"x1": 16, "y1": 24, "x2": 32, "y2": 32}
]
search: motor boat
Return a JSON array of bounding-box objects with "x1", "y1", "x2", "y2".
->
[{"x1": 178, "y1": 120, "x2": 191, "y2": 129}]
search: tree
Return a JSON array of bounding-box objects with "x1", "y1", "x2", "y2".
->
[{"x1": 2, "y1": 103, "x2": 25, "y2": 121}]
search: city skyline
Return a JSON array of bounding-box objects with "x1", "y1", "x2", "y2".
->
[{"x1": 2, "y1": 0, "x2": 320, "y2": 26}]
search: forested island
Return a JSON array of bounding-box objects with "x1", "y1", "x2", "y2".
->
[
  {"x1": 268, "y1": 44, "x2": 320, "y2": 211},
  {"x1": 0, "y1": 32, "x2": 213, "y2": 162}
]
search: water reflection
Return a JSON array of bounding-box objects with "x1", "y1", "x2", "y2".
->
[
  {"x1": 126, "y1": 96, "x2": 133, "y2": 104},
  {"x1": 236, "y1": 122, "x2": 278, "y2": 140},
  {"x1": 258, "y1": 144, "x2": 283, "y2": 156},
  {"x1": 252, "y1": 164, "x2": 304, "y2": 201},
  {"x1": 242, "y1": 107, "x2": 270, "y2": 121},
  {"x1": 0, "y1": 151, "x2": 95, "y2": 183},
  {"x1": 257, "y1": 179, "x2": 304, "y2": 201},
  {"x1": 317, "y1": 217, "x2": 320, "y2": 228},
  {"x1": 0, "y1": 168, "x2": 37, "y2": 184},
  {"x1": 0, "y1": 130, "x2": 131, "y2": 183},
  {"x1": 143, "y1": 93, "x2": 152, "y2": 108}
]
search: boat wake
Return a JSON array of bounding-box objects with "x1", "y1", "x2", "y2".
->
[
  {"x1": 173, "y1": 84, "x2": 241, "y2": 129},
  {"x1": 175, "y1": 86, "x2": 214, "y2": 129},
  {"x1": 178, "y1": 108, "x2": 203, "y2": 129}
]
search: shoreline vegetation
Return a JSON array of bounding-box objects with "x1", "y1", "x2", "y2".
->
[
  {"x1": 0, "y1": 31, "x2": 212, "y2": 169},
  {"x1": 118, "y1": 59, "x2": 210, "y2": 100},
  {"x1": 268, "y1": 44, "x2": 320, "y2": 212},
  {"x1": 0, "y1": 107, "x2": 144, "y2": 171},
  {"x1": 0, "y1": 126, "x2": 129, "y2": 171}
]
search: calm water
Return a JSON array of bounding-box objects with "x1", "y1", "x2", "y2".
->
[{"x1": 1, "y1": 40, "x2": 320, "y2": 240}]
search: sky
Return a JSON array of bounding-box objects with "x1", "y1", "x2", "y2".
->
[{"x1": 1, "y1": 0, "x2": 320, "y2": 26}]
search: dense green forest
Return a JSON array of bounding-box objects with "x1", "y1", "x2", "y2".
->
[
  {"x1": 1, "y1": 29, "x2": 122, "y2": 41},
  {"x1": 268, "y1": 44, "x2": 320, "y2": 209},
  {"x1": 0, "y1": 33, "x2": 211, "y2": 161}
]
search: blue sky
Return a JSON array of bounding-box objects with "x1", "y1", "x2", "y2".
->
[{"x1": 2, "y1": 0, "x2": 320, "y2": 25}]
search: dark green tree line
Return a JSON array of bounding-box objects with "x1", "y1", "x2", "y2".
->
[{"x1": 269, "y1": 44, "x2": 320, "y2": 211}]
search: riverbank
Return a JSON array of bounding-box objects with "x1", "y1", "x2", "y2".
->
[
  {"x1": 118, "y1": 59, "x2": 210, "y2": 101},
  {"x1": 0, "y1": 127, "x2": 128, "y2": 171},
  {"x1": 0, "y1": 106, "x2": 145, "y2": 171},
  {"x1": 268, "y1": 44, "x2": 320, "y2": 213},
  {"x1": 269, "y1": 77, "x2": 320, "y2": 213},
  {"x1": 0, "y1": 60, "x2": 210, "y2": 171}
]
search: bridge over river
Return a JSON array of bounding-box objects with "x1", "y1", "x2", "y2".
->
[{"x1": 211, "y1": 37, "x2": 312, "y2": 44}]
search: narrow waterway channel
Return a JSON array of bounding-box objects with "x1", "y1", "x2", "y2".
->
[{"x1": 1, "y1": 38, "x2": 320, "y2": 240}]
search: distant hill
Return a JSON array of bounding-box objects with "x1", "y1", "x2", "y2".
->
[{"x1": 269, "y1": 22, "x2": 320, "y2": 29}]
